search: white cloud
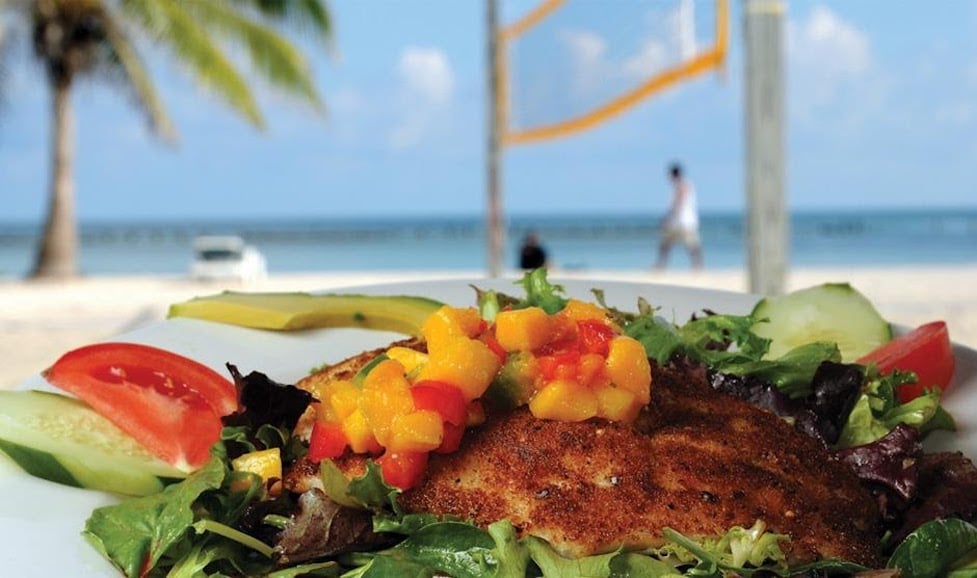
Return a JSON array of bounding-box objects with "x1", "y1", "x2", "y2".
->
[
  {"x1": 563, "y1": 1, "x2": 700, "y2": 95},
  {"x1": 389, "y1": 46, "x2": 454, "y2": 149},
  {"x1": 560, "y1": 29, "x2": 607, "y2": 95},
  {"x1": 800, "y1": 6, "x2": 870, "y2": 74},
  {"x1": 397, "y1": 46, "x2": 454, "y2": 105},
  {"x1": 788, "y1": 5, "x2": 873, "y2": 113},
  {"x1": 562, "y1": 29, "x2": 606, "y2": 67},
  {"x1": 622, "y1": 39, "x2": 668, "y2": 79}
]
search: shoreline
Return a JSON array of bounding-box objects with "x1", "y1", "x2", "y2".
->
[{"x1": 3, "y1": 264, "x2": 976, "y2": 389}]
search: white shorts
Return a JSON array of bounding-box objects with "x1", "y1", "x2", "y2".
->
[{"x1": 661, "y1": 226, "x2": 701, "y2": 248}]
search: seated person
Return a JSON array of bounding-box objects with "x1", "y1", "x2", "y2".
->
[{"x1": 519, "y1": 233, "x2": 548, "y2": 270}]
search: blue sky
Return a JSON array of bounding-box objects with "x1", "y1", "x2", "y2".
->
[{"x1": 2, "y1": 1, "x2": 976, "y2": 223}]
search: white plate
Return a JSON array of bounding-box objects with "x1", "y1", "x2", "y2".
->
[{"x1": 1, "y1": 278, "x2": 975, "y2": 576}]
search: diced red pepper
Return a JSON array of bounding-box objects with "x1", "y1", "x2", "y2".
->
[
  {"x1": 537, "y1": 337, "x2": 578, "y2": 357},
  {"x1": 307, "y1": 421, "x2": 348, "y2": 463},
  {"x1": 481, "y1": 331, "x2": 508, "y2": 364},
  {"x1": 537, "y1": 350, "x2": 581, "y2": 381},
  {"x1": 377, "y1": 450, "x2": 429, "y2": 491},
  {"x1": 435, "y1": 422, "x2": 465, "y2": 454},
  {"x1": 577, "y1": 320, "x2": 616, "y2": 356},
  {"x1": 410, "y1": 381, "x2": 468, "y2": 426}
]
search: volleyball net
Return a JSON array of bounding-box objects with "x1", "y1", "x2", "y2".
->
[{"x1": 499, "y1": 0, "x2": 728, "y2": 146}]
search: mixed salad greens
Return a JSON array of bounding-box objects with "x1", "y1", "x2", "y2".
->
[{"x1": 7, "y1": 271, "x2": 977, "y2": 577}]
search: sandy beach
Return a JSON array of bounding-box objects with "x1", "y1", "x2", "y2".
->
[{"x1": 2, "y1": 265, "x2": 975, "y2": 390}]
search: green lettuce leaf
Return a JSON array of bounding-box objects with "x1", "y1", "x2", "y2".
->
[
  {"x1": 487, "y1": 521, "x2": 531, "y2": 578},
  {"x1": 349, "y1": 522, "x2": 498, "y2": 578},
  {"x1": 888, "y1": 518, "x2": 977, "y2": 578},
  {"x1": 839, "y1": 370, "x2": 956, "y2": 448},
  {"x1": 83, "y1": 456, "x2": 227, "y2": 578},
  {"x1": 524, "y1": 536, "x2": 618, "y2": 577}
]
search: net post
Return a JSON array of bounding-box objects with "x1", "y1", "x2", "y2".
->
[
  {"x1": 744, "y1": 0, "x2": 788, "y2": 295},
  {"x1": 486, "y1": 0, "x2": 505, "y2": 278}
]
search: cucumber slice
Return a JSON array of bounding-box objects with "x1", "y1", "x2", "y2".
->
[
  {"x1": 0, "y1": 390, "x2": 186, "y2": 496},
  {"x1": 751, "y1": 283, "x2": 892, "y2": 362},
  {"x1": 167, "y1": 291, "x2": 443, "y2": 335}
]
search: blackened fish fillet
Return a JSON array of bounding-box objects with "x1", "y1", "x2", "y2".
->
[{"x1": 292, "y1": 351, "x2": 882, "y2": 567}]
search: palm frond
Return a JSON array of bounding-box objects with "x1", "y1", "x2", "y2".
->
[
  {"x1": 231, "y1": 0, "x2": 331, "y2": 41},
  {"x1": 122, "y1": 0, "x2": 263, "y2": 128},
  {"x1": 183, "y1": 0, "x2": 323, "y2": 113},
  {"x1": 100, "y1": 4, "x2": 176, "y2": 142}
]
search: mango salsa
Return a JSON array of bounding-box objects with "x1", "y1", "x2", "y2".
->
[{"x1": 309, "y1": 298, "x2": 653, "y2": 491}]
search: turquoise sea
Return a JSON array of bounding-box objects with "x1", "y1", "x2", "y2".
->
[{"x1": 1, "y1": 209, "x2": 975, "y2": 278}]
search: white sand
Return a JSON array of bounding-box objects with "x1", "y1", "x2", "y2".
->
[{"x1": 2, "y1": 265, "x2": 975, "y2": 389}]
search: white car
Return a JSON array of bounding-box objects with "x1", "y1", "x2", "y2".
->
[{"x1": 189, "y1": 235, "x2": 267, "y2": 283}]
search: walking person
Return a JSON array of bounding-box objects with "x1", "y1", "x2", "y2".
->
[{"x1": 655, "y1": 162, "x2": 703, "y2": 270}]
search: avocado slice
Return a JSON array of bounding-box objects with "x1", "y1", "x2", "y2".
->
[{"x1": 167, "y1": 291, "x2": 444, "y2": 336}]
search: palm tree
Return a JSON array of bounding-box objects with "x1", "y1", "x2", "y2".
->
[{"x1": 2, "y1": 0, "x2": 331, "y2": 279}]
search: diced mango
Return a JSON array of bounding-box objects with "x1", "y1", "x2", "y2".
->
[
  {"x1": 387, "y1": 410, "x2": 444, "y2": 453},
  {"x1": 358, "y1": 359, "x2": 415, "y2": 446},
  {"x1": 359, "y1": 391, "x2": 414, "y2": 448},
  {"x1": 605, "y1": 336, "x2": 652, "y2": 404},
  {"x1": 423, "y1": 306, "x2": 485, "y2": 351},
  {"x1": 558, "y1": 299, "x2": 608, "y2": 324},
  {"x1": 314, "y1": 399, "x2": 338, "y2": 423},
  {"x1": 362, "y1": 359, "x2": 409, "y2": 389},
  {"x1": 451, "y1": 306, "x2": 488, "y2": 337},
  {"x1": 327, "y1": 379, "x2": 361, "y2": 421},
  {"x1": 417, "y1": 338, "x2": 502, "y2": 401},
  {"x1": 595, "y1": 384, "x2": 641, "y2": 422},
  {"x1": 309, "y1": 379, "x2": 332, "y2": 406},
  {"x1": 529, "y1": 379, "x2": 598, "y2": 422},
  {"x1": 231, "y1": 448, "x2": 282, "y2": 485},
  {"x1": 386, "y1": 346, "x2": 429, "y2": 376},
  {"x1": 577, "y1": 352, "x2": 609, "y2": 388},
  {"x1": 342, "y1": 409, "x2": 382, "y2": 454},
  {"x1": 494, "y1": 307, "x2": 555, "y2": 352}
]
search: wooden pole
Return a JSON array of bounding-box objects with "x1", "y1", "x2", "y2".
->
[
  {"x1": 744, "y1": 0, "x2": 788, "y2": 295},
  {"x1": 486, "y1": 0, "x2": 504, "y2": 277}
]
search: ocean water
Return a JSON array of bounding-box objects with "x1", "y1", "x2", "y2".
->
[{"x1": 1, "y1": 209, "x2": 975, "y2": 278}]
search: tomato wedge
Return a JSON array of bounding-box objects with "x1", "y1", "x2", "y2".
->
[
  {"x1": 42, "y1": 342, "x2": 238, "y2": 471},
  {"x1": 857, "y1": 321, "x2": 956, "y2": 404}
]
